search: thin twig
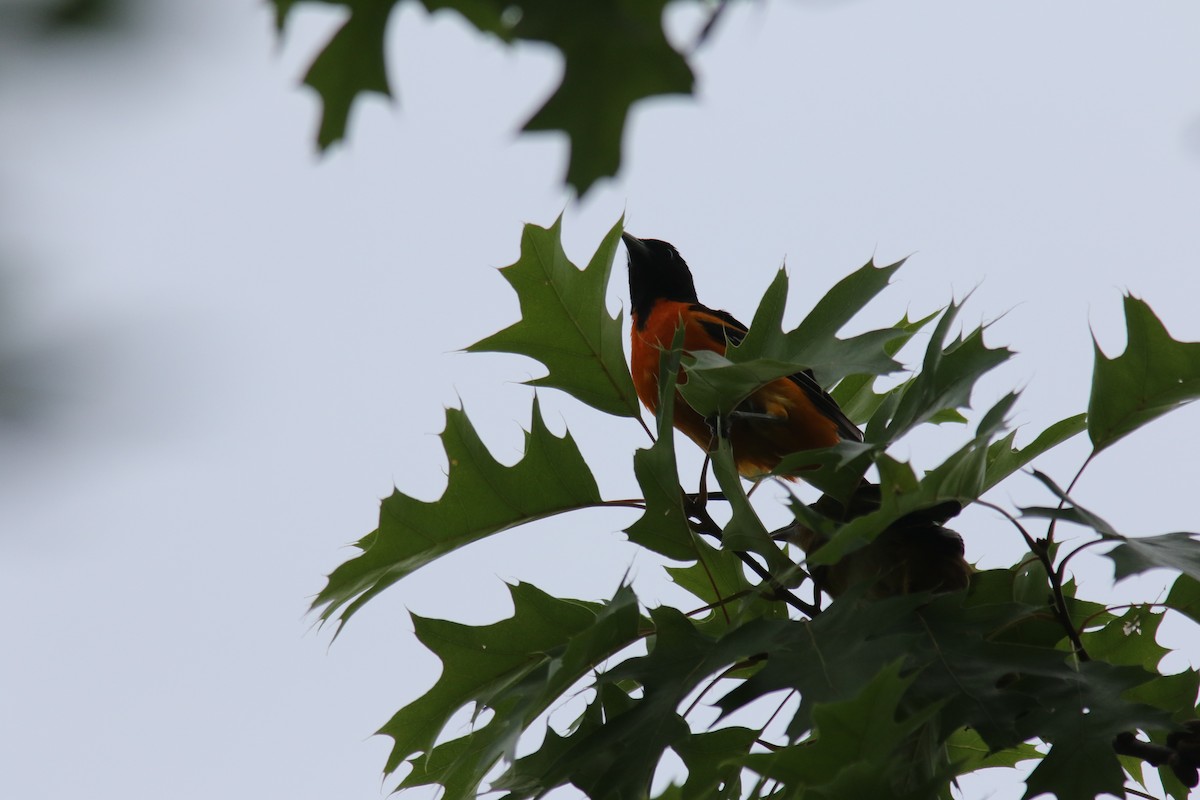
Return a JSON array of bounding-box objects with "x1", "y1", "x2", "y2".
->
[
  {"x1": 1122, "y1": 788, "x2": 1161, "y2": 800},
  {"x1": 637, "y1": 415, "x2": 655, "y2": 441},
  {"x1": 685, "y1": 496, "x2": 819, "y2": 617},
  {"x1": 681, "y1": 666, "x2": 729, "y2": 720}
]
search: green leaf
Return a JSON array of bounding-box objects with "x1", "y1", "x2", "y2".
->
[
  {"x1": 493, "y1": 681, "x2": 640, "y2": 800},
  {"x1": 271, "y1": 0, "x2": 300, "y2": 29},
  {"x1": 665, "y1": 535, "x2": 745, "y2": 611},
  {"x1": 665, "y1": 535, "x2": 788, "y2": 635},
  {"x1": 390, "y1": 583, "x2": 642, "y2": 799},
  {"x1": 733, "y1": 259, "x2": 908, "y2": 385},
  {"x1": 677, "y1": 349, "x2": 814, "y2": 419},
  {"x1": 1165, "y1": 574, "x2": 1200, "y2": 626},
  {"x1": 715, "y1": 584, "x2": 1171, "y2": 792},
  {"x1": 1080, "y1": 606, "x2": 1169, "y2": 671},
  {"x1": 830, "y1": 310, "x2": 941, "y2": 424},
  {"x1": 312, "y1": 398, "x2": 601, "y2": 627},
  {"x1": 555, "y1": 607, "x2": 766, "y2": 799},
  {"x1": 296, "y1": 0, "x2": 396, "y2": 150},
  {"x1": 626, "y1": 337, "x2": 699, "y2": 561},
  {"x1": 804, "y1": 389, "x2": 1020, "y2": 567},
  {"x1": 1088, "y1": 295, "x2": 1200, "y2": 452},
  {"x1": 885, "y1": 296, "x2": 1013, "y2": 440},
  {"x1": 982, "y1": 413, "x2": 1087, "y2": 492},
  {"x1": 468, "y1": 216, "x2": 641, "y2": 419},
  {"x1": 677, "y1": 260, "x2": 912, "y2": 418},
  {"x1": 945, "y1": 727, "x2": 1040, "y2": 775},
  {"x1": 514, "y1": 0, "x2": 693, "y2": 194},
  {"x1": 1012, "y1": 556, "x2": 1053, "y2": 609},
  {"x1": 709, "y1": 430, "x2": 792, "y2": 575}
]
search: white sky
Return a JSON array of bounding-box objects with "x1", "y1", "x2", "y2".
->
[{"x1": 2, "y1": 1, "x2": 1200, "y2": 798}]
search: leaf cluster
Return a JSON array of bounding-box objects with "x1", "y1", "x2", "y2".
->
[
  {"x1": 271, "y1": 0, "x2": 697, "y2": 194},
  {"x1": 314, "y1": 217, "x2": 1200, "y2": 800}
]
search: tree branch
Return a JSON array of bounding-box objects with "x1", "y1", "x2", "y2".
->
[{"x1": 977, "y1": 499, "x2": 1090, "y2": 661}]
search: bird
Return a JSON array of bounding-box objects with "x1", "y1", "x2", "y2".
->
[
  {"x1": 623, "y1": 232, "x2": 970, "y2": 598},
  {"x1": 784, "y1": 488, "x2": 971, "y2": 599},
  {"x1": 623, "y1": 232, "x2": 862, "y2": 478}
]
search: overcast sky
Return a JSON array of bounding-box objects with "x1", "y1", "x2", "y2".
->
[{"x1": 3, "y1": 1, "x2": 1200, "y2": 799}]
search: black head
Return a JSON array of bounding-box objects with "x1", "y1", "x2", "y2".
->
[{"x1": 622, "y1": 233, "x2": 699, "y2": 327}]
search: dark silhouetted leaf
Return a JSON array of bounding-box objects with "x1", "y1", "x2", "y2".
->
[
  {"x1": 1018, "y1": 665, "x2": 1162, "y2": 800},
  {"x1": 743, "y1": 662, "x2": 946, "y2": 798},
  {"x1": 1124, "y1": 670, "x2": 1200, "y2": 722},
  {"x1": 665, "y1": 727, "x2": 758, "y2": 800},
  {"x1": 1107, "y1": 532, "x2": 1200, "y2": 584},
  {"x1": 1023, "y1": 475, "x2": 1200, "y2": 585}
]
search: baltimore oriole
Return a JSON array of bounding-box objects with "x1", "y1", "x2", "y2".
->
[
  {"x1": 623, "y1": 233, "x2": 862, "y2": 478},
  {"x1": 623, "y1": 232, "x2": 970, "y2": 598}
]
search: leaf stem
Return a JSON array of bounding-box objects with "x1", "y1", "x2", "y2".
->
[
  {"x1": 684, "y1": 588, "x2": 755, "y2": 620},
  {"x1": 597, "y1": 499, "x2": 648, "y2": 510},
  {"x1": 688, "y1": 0, "x2": 729, "y2": 54},
  {"x1": 757, "y1": 689, "x2": 797, "y2": 744},
  {"x1": 1077, "y1": 601, "x2": 1170, "y2": 633},
  {"x1": 1046, "y1": 451, "x2": 1095, "y2": 544},
  {"x1": 1054, "y1": 538, "x2": 1112, "y2": 582},
  {"x1": 690, "y1": 535, "x2": 734, "y2": 625}
]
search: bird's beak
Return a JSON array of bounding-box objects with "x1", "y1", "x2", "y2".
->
[{"x1": 621, "y1": 232, "x2": 649, "y2": 261}]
